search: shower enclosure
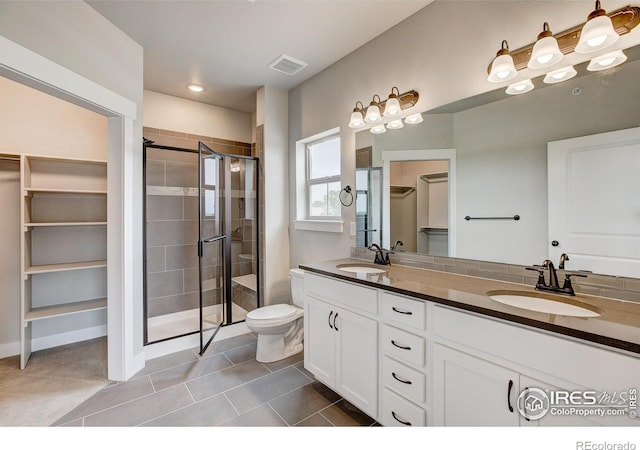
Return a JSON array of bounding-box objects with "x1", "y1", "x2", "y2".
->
[{"x1": 143, "y1": 141, "x2": 259, "y2": 354}]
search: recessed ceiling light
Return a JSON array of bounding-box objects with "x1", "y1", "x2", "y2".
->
[{"x1": 186, "y1": 84, "x2": 205, "y2": 93}]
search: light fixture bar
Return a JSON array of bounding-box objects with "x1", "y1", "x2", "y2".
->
[
  {"x1": 352, "y1": 89, "x2": 419, "y2": 117},
  {"x1": 486, "y1": 5, "x2": 640, "y2": 74}
]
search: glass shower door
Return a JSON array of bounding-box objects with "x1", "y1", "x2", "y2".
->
[{"x1": 198, "y1": 143, "x2": 225, "y2": 355}]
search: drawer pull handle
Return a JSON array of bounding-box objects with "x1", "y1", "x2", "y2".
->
[
  {"x1": 391, "y1": 340, "x2": 411, "y2": 351},
  {"x1": 333, "y1": 312, "x2": 339, "y2": 331},
  {"x1": 328, "y1": 311, "x2": 334, "y2": 330},
  {"x1": 392, "y1": 306, "x2": 413, "y2": 315},
  {"x1": 392, "y1": 372, "x2": 412, "y2": 385},
  {"x1": 391, "y1": 411, "x2": 412, "y2": 426},
  {"x1": 507, "y1": 379, "x2": 514, "y2": 413}
]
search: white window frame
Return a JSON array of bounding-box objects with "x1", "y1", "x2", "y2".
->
[
  {"x1": 294, "y1": 127, "x2": 344, "y2": 233},
  {"x1": 306, "y1": 134, "x2": 342, "y2": 220}
]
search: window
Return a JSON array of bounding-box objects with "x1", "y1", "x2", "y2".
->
[{"x1": 306, "y1": 135, "x2": 341, "y2": 218}]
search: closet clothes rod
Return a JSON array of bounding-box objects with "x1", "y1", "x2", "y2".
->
[{"x1": 464, "y1": 215, "x2": 520, "y2": 221}]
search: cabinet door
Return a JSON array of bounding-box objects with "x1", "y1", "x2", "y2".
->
[
  {"x1": 335, "y1": 307, "x2": 378, "y2": 419},
  {"x1": 304, "y1": 296, "x2": 336, "y2": 386},
  {"x1": 433, "y1": 344, "x2": 520, "y2": 426}
]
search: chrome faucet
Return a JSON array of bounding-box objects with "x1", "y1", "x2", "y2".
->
[
  {"x1": 526, "y1": 258, "x2": 587, "y2": 296},
  {"x1": 368, "y1": 243, "x2": 391, "y2": 265}
]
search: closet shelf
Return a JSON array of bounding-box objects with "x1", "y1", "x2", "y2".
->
[
  {"x1": 25, "y1": 260, "x2": 107, "y2": 275},
  {"x1": 25, "y1": 221, "x2": 107, "y2": 227},
  {"x1": 24, "y1": 298, "x2": 107, "y2": 322},
  {"x1": 24, "y1": 188, "x2": 107, "y2": 196}
]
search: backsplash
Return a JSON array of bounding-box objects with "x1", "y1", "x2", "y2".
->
[{"x1": 351, "y1": 247, "x2": 640, "y2": 304}]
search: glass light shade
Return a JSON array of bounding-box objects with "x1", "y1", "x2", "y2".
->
[
  {"x1": 349, "y1": 110, "x2": 365, "y2": 128},
  {"x1": 506, "y1": 79, "x2": 534, "y2": 95},
  {"x1": 383, "y1": 96, "x2": 402, "y2": 117},
  {"x1": 404, "y1": 113, "x2": 423, "y2": 124},
  {"x1": 364, "y1": 103, "x2": 382, "y2": 123},
  {"x1": 528, "y1": 36, "x2": 563, "y2": 69},
  {"x1": 386, "y1": 119, "x2": 404, "y2": 130},
  {"x1": 587, "y1": 49, "x2": 627, "y2": 71},
  {"x1": 370, "y1": 124, "x2": 386, "y2": 134},
  {"x1": 488, "y1": 53, "x2": 518, "y2": 83},
  {"x1": 575, "y1": 15, "x2": 619, "y2": 53},
  {"x1": 543, "y1": 66, "x2": 577, "y2": 84}
]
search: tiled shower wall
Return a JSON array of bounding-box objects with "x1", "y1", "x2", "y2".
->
[{"x1": 351, "y1": 247, "x2": 640, "y2": 303}]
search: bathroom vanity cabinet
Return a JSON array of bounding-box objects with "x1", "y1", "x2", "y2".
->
[
  {"x1": 304, "y1": 273, "x2": 379, "y2": 418},
  {"x1": 20, "y1": 154, "x2": 108, "y2": 368},
  {"x1": 301, "y1": 264, "x2": 640, "y2": 427}
]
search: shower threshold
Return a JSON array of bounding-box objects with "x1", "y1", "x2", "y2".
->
[{"x1": 147, "y1": 302, "x2": 248, "y2": 342}]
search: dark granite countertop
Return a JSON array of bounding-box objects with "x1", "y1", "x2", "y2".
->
[{"x1": 299, "y1": 258, "x2": 640, "y2": 355}]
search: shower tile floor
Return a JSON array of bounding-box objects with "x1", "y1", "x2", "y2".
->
[{"x1": 53, "y1": 333, "x2": 378, "y2": 427}]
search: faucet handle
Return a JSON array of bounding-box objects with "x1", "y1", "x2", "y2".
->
[{"x1": 526, "y1": 266, "x2": 547, "y2": 288}]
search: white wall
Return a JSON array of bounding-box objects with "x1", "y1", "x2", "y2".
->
[
  {"x1": 257, "y1": 87, "x2": 291, "y2": 303},
  {"x1": 0, "y1": 1, "x2": 144, "y2": 379},
  {"x1": 288, "y1": 0, "x2": 635, "y2": 268},
  {"x1": 143, "y1": 90, "x2": 252, "y2": 142}
]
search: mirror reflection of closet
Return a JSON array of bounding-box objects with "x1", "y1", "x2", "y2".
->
[
  {"x1": 355, "y1": 146, "x2": 383, "y2": 249},
  {"x1": 390, "y1": 160, "x2": 449, "y2": 255}
]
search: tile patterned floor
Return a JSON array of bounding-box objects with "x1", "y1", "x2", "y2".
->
[{"x1": 53, "y1": 333, "x2": 377, "y2": 427}]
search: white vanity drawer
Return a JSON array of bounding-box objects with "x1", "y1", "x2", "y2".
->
[
  {"x1": 381, "y1": 291, "x2": 426, "y2": 330},
  {"x1": 304, "y1": 273, "x2": 378, "y2": 314},
  {"x1": 382, "y1": 388, "x2": 426, "y2": 427},
  {"x1": 382, "y1": 356, "x2": 426, "y2": 403},
  {"x1": 382, "y1": 324, "x2": 426, "y2": 368}
]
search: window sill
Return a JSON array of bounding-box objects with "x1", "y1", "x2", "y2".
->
[{"x1": 294, "y1": 220, "x2": 344, "y2": 233}]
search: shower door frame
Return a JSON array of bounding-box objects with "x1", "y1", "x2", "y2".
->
[{"x1": 142, "y1": 141, "x2": 261, "y2": 347}]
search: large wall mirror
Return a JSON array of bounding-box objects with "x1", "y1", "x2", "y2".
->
[{"x1": 355, "y1": 45, "x2": 640, "y2": 278}]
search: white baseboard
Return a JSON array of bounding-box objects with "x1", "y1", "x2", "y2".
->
[
  {"x1": 0, "y1": 340, "x2": 20, "y2": 359},
  {"x1": 143, "y1": 322, "x2": 250, "y2": 361}
]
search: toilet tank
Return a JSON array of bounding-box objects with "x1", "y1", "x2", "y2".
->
[{"x1": 289, "y1": 268, "x2": 305, "y2": 307}]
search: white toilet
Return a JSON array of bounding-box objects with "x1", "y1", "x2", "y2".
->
[{"x1": 245, "y1": 268, "x2": 305, "y2": 363}]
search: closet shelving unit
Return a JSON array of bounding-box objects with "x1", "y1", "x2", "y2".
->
[{"x1": 20, "y1": 154, "x2": 108, "y2": 368}]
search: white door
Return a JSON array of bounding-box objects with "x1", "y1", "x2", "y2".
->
[
  {"x1": 304, "y1": 297, "x2": 336, "y2": 387},
  {"x1": 335, "y1": 308, "x2": 378, "y2": 418},
  {"x1": 548, "y1": 127, "x2": 640, "y2": 278},
  {"x1": 432, "y1": 344, "x2": 521, "y2": 426}
]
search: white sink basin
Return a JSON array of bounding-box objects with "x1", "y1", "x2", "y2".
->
[
  {"x1": 486, "y1": 290, "x2": 601, "y2": 318},
  {"x1": 336, "y1": 263, "x2": 387, "y2": 274}
]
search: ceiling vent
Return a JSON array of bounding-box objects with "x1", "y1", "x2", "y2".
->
[{"x1": 268, "y1": 54, "x2": 308, "y2": 76}]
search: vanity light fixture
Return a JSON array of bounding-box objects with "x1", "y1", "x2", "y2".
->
[
  {"x1": 370, "y1": 124, "x2": 387, "y2": 134},
  {"x1": 587, "y1": 49, "x2": 627, "y2": 71},
  {"x1": 575, "y1": 0, "x2": 619, "y2": 54},
  {"x1": 487, "y1": 40, "x2": 518, "y2": 82},
  {"x1": 348, "y1": 88, "x2": 420, "y2": 129},
  {"x1": 506, "y1": 79, "x2": 534, "y2": 95},
  {"x1": 527, "y1": 22, "x2": 563, "y2": 69},
  {"x1": 186, "y1": 84, "x2": 206, "y2": 93},
  {"x1": 543, "y1": 65, "x2": 577, "y2": 84},
  {"x1": 486, "y1": 4, "x2": 640, "y2": 81}
]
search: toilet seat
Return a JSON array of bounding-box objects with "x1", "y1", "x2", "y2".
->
[{"x1": 247, "y1": 304, "x2": 297, "y2": 321}]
